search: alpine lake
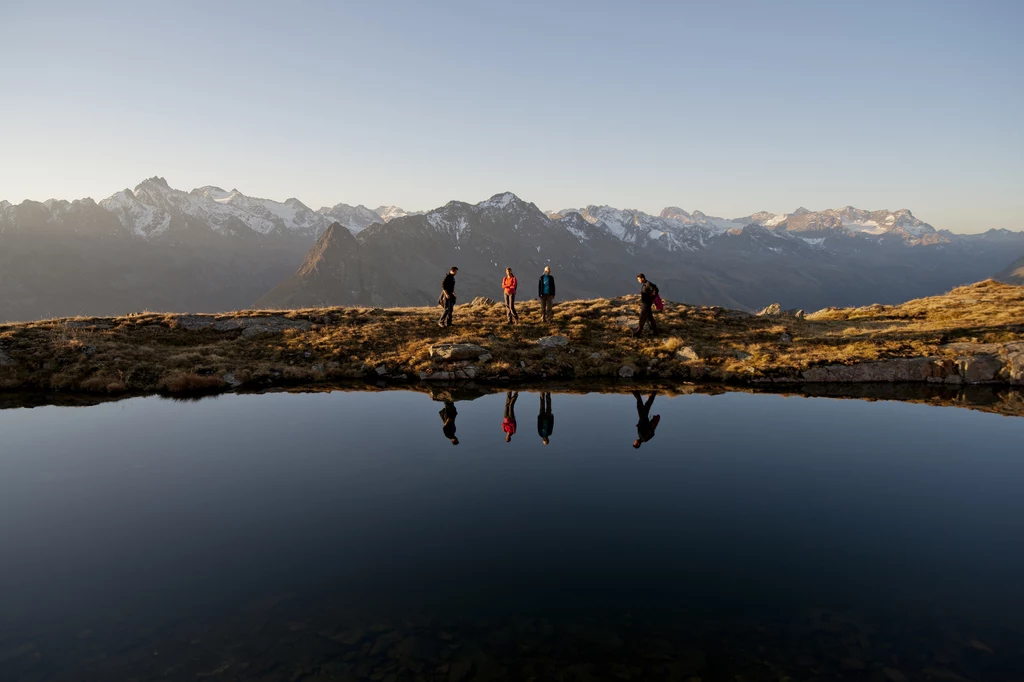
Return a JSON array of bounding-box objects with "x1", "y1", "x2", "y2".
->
[{"x1": 1, "y1": 383, "x2": 1023, "y2": 681}]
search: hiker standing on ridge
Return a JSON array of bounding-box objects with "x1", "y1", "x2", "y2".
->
[
  {"x1": 634, "y1": 273, "x2": 660, "y2": 337},
  {"x1": 438, "y1": 266, "x2": 458, "y2": 328},
  {"x1": 503, "y1": 391, "x2": 518, "y2": 442},
  {"x1": 538, "y1": 266, "x2": 556, "y2": 323},
  {"x1": 502, "y1": 267, "x2": 520, "y2": 325}
]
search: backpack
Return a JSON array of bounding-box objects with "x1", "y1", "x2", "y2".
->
[{"x1": 650, "y1": 283, "x2": 664, "y2": 311}]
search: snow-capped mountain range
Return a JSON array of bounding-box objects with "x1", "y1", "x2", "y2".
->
[
  {"x1": 2, "y1": 180, "x2": 1023, "y2": 321},
  {"x1": 0, "y1": 177, "x2": 421, "y2": 241}
]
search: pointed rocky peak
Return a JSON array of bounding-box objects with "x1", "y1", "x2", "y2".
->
[
  {"x1": 136, "y1": 176, "x2": 171, "y2": 192},
  {"x1": 0, "y1": 200, "x2": 10, "y2": 210},
  {"x1": 691, "y1": 209, "x2": 708, "y2": 220},
  {"x1": 660, "y1": 206, "x2": 692, "y2": 221},
  {"x1": 477, "y1": 192, "x2": 521, "y2": 209}
]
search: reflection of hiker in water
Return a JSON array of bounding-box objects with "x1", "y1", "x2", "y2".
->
[
  {"x1": 537, "y1": 392, "x2": 554, "y2": 445},
  {"x1": 439, "y1": 400, "x2": 459, "y2": 445},
  {"x1": 632, "y1": 390, "x2": 660, "y2": 449},
  {"x1": 503, "y1": 391, "x2": 518, "y2": 442}
]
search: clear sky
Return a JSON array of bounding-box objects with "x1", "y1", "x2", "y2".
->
[{"x1": 1, "y1": 0, "x2": 1021, "y2": 232}]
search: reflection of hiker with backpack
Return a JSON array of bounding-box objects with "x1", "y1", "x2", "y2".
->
[
  {"x1": 634, "y1": 273, "x2": 662, "y2": 337},
  {"x1": 632, "y1": 391, "x2": 660, "y2": 449}
]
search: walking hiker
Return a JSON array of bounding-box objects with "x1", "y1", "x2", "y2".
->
[
  {"x1": 537, "y1": 391, "x2": 554, "y2": 445},
  {"x1": 439, "y1": 399, "x2": 459, "y2": 445},
  {"x1": 503, "y1": 391, "x2": 518, "y2": 442},
  {"x1": 538, "y1": 266, "x2": 556, "y2": 323},
  {"x1": 632, "y1": 391, "x2": 660, "y2": 449},
  {"x1": 502, "y1": 267, "x2": 520, "y2": 324},
  {"x1": 438, "y1": 266, "x2": 458, "y2": 328},
  {"x1": 634, "y1": 273, "x2": 660, "y2": 337}
]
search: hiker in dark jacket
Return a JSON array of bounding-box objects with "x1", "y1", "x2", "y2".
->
[
  {"x1": 634, "y1": 273, "x2": 660, "y2": 337},
  {"x1": 537, "y1": 391, "x2": 554, "y2": 445},
  {"x1": 439, "y1": 399, "x2": 459, "y2": 445},
  {"x1": 538, "y1": 266, "x2": 556, "y2": 323},
  {"x1": 632, "y1": 391, "x2": 660, "y2": 448},
  {"x1": 438, "y1": 266, "x2": 458, "y2": 328}
]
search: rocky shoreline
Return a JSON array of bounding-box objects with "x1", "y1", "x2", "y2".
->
[{"x1": 1, "y1": 280, "x2": 1022, "y2": 396}]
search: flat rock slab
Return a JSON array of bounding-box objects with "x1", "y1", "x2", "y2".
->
[
  {"x1": 171, "y1": 315, "x2": 311, "y2": 336},
  {"x1": 429, "y1": 343, "x2": 489, "y2": 361},
  {"x1": 537, "y1": 335, "x2": 569, "y2": 349}
]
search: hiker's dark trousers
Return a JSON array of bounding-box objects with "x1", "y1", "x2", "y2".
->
[
  {"x1": 439, "y1": 296, "x2": 455, "y2": 326},
  {"x1": 539, "y1": 295, "x2": 554, "y2": 322},
  {"x1": 504, "y1": 293, "x2": 519, "y2": 323},
  {"x1": 637, "y1": 303, "x2": 658, "y2": 335}
]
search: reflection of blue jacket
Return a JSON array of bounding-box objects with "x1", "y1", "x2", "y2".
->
[
  {"x1": 538, "y1": 274, "x2": 555, "y2": 297},
  {"x1": 537, "y1": 414, "x2": 554, "y2": 438}
]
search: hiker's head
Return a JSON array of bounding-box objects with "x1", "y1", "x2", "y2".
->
[
  {"x1": 544, "y1": 266, "x2": 551, "y2": 274},
  {"x1": 505, "y1": 434, "x2": 512, "y2": 443},
  {"x1": 506, "y1": 267, "x2": 513, "y2": 276},
  {"x1": 633, "y1": 439, "x2": 642, "y2": 449},
  {"x1": 450, "y1": 266, "x2": 459, "y2": 275},
  {"x1": 451, "y1": 437, "x2": 459, "y2": 445},
  {"x1": 542, "y1": 437, "x2": 550, "y2": 446},
  {"x1": 637, "y1": 273, "x2": 646, "y2": 283}
]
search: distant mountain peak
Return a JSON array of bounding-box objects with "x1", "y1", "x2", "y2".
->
[{"x1": 478, "y1": 192, "x2": 523, "y2": 209}]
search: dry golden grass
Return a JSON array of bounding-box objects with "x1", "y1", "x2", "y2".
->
[{"x1": 1, "y1": 280, "x2": 1022, "y2": 394}]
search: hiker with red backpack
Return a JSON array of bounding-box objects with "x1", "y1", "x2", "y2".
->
[
  {"x1": 632, "y1": 391, "x2": 660, "y2": 449},
  {"x1": 634, "y1": 273, "x2": 662, "y2": 337}
]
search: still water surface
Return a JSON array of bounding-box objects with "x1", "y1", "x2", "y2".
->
[{"x1": 1, "y1": 388, "x2": 1023, "y2": 681}]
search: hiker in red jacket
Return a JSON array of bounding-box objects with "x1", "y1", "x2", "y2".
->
[
  {"x1": 502, "y1": 391, "x2": 518, "y2": 442},
  {"x1": 632, "y1": 391, "x2": 660, "y2": 448},
  {"x1": 502, "y1": 267, "x2": 520, "y2": 325}
]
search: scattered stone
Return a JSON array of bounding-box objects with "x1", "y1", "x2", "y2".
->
[
  {"x1": 957, "y1": 354, "x2": 1003, "y2": 383},
  {"x1": 429, "y1": 343, "x2": 489, "y2": 361},
  {"x1": 618, "y1": 365, "x2": 635, "y2": 378},
  {"x1": 375, "y1": 365, "x2": 388, "y2": 376},
  {"x1": 172, "y1": 315, "x2": 212, "y2": 331},
  {"x1": 969, "y1": 639, "x2": 994, "y2": 653},
  {"x1": 735, "y1": 351, "x2": 752, "y2": 360},
  {"x1": 520, "y1": 361, "x2": 526, "y2": 368},
  {"x1": 223, "y1": 373, "x2": 242, "y2": 388},
  {"x1": 477, "y1": 353, "x2": 493, "y2": 363},
  {"x1": 464, "y1": 366, "x2": 477, "y2": 378},
  {"x1": 589, "y1": 352, "x2": 602, "y2": 359},
  {"x1": 311, "y1": 363, "x2": 325, "y2": 373},
  {"x1": 537, "y1": 335, "x2": 569, "y2": 349},
  {"x1": 455, "y1": 370, "x2": 468, "y2": 379},
  {"x1": 303, "y1": 351, "x2": 312, "y2": 358},
  {"x1": 675, "y1": 346, "x2": 700, "y2": 361},
  {"x1": 757, "y1": 303, "x2": 804, "y2": 318},
  {"x1": 779, "y1": 333, "x2": 793, "y2": 344},
  {"x1": 883, "y1": 668, "x2": 908, "y2": 682}
]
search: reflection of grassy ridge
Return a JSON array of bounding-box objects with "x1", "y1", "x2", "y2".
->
[
  {"x1": 1, "y1": 380, "x2": 1022, "y2": 420},
  {"x1": 1, "y1": 280, "x2": 1022, "y2": 396}
]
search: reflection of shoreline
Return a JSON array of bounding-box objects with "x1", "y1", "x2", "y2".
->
[{"x1": 3, "y1": 380, "x2": 1023, "y2": 418}]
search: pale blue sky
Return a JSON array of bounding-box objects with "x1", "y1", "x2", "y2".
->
[{"x1": 1, "y1": 0, "x2": 1021, "y2": 232}]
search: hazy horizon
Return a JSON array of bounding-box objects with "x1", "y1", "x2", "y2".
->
[{"x1": 2, "y1": 0, "x2": 1022, "y2": 233}]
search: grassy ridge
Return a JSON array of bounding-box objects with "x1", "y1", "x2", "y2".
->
[{"x1": 1, "y1": 280, "x2": 1022, "y2": 395}]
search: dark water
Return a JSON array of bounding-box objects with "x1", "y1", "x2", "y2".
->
[{"x1": 1, "y1": 388, "x2": 1023, "y2": 681}]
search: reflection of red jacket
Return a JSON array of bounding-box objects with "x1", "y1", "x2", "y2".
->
[
  {"x1": 502, "y1": 276, "x2": 517, "y2": 295},
  {"x1": 502, "y1": 418, "x2": 517, "y2": 434}
]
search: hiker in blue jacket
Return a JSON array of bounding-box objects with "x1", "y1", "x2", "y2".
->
[{"x1": 538, "y1": 266, "x2": 556, "y2": 323}]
